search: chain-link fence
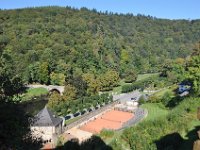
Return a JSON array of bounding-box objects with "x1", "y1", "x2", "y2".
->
[
  {"x1": 117, "y1": 108, "x2": 148, "y2": 131},
  {"x1": 64, "y1": 101, "x2": 119, "y2": 131}
]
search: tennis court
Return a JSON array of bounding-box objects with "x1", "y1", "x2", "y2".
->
[{"x1": 79, "y1": 110, "x2": 134, "y2": 133}]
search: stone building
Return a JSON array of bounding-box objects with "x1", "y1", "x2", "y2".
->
[{"x1": 31, "y1": 107, "x2": 63, "y2": 144}]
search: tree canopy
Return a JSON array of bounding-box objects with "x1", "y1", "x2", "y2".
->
[{"x1": 0, "y1": 6, "x2": 200, "y2": 86}]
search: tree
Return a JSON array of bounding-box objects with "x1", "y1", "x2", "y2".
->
[
  {"x1": 62, "y1": 84, "x2": 77, "y2": 101},
  {"x1": 99, "y1": 70, "x2": 120, "y2": 91},
  {"x1": 27, "y1": 62, "x2": 40, "y2": 83},
  {"x1": 161, "y1": 59, "x2": 185, "y2": 84},
  {"x1": 82, "y1": 73, "x2": 101, "y2": 95},
  {"x1": 47, "y1": 91, "x2": 62, "y2": 111},
  {"x1": 0, "y1": 65, "x2": 42, "y2": 149},
  {"x1": 124, "y1": 69, "x2": 138, "y2": 83},
  {"x1": 38, "y1": 62, "x2": 49, "y2": 84},
  {"x1": 192, "y1": 41, "x2": 200, "y2": 56},
  {"x1": 161, "y1": 91, "x2": 173, "y2": 106},
  {"x1": 50, "y1": 72, "x2": 65, "y2": 85},
  {"x1": 186, "y1": 55, "x2": 200, "y2": 95},
  {"x1": 68, "y1": 76, "x2": 87, "y2": 97}
]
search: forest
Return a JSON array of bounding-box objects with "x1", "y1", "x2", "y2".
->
[{"x1": 1, "y1": 6, "x2": 200, "y2": 88}]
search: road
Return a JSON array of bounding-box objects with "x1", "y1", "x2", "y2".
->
[{"x1": 113, "y1": 90, "x2": 142, "y2": 103}]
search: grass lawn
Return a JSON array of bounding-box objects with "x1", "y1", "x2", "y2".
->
[
  {"x1": 136, "y1": 73, "x2": 159, "y2": 81},
  {"x1": 23, "y1": 87, "x2": 48, "y2": 100},
  {"x1": 151, "y1": 84, "x2": 178, "y2": 98},
  {"x1": 141, "y1": 103, "x2": 169, "y2": 121},
  {"x1": 65, "y1": 116, "x2": 82, "y2": 126},
  {"x1": 111, "y1": 73, "x2": 159, "y2": 94}
]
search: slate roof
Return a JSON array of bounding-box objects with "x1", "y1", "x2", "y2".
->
[{"x1": 33, "y1": 106, "x2": 63, "y2": 126}]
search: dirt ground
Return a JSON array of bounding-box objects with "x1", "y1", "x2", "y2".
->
[{"x1": 65, "y1": 127, "x2": 93, "y2": 143}]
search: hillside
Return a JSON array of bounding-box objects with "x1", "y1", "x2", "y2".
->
[
  {"x1": 121, "y1": 96, "x2": 200, "y2": 150},
  {"x1": 1, "y1": 6, "x2": 200, "y2": 84}
]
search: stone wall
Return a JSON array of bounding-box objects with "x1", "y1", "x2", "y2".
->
[
  {"x1": 31, "y1": 124, "x2": 63, "y2": 142},
  {"x1": 31, "y1": 126, "x2": 55, "y2": 141}
]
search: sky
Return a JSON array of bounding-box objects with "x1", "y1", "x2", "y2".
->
[{"x1": 0, "y1": 0, "x2": 200, "y2": 20}]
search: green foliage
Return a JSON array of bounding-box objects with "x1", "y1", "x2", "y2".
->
[
  {"x1": 141, "y1": 103, "x2": 169, "y2": 121},
  {"x1": 38, "y1": 62, "x2": 49, "y2": 84},
  {"x1": 123, "y1": 69, "x2": 138, "y2": 83},
  {"x1": 27, "y1": 61, "x2": 50, "y2": 84},
  {"x1": 23, "y1": 87, "x2": 48, "y2": 100},
  {"x1": 109, "y1": 139, "x2": 123, "y2": 150},
  {"x1": 99, "y1": 129, "x2": 114, "y2": 139},
  {"x1": 161, "y1": 91, "x2": 174, "y2": 106},
  {"x1": 160, "y1": 43, "x2": 200, "y2": 95},
  {"x1": 82, "y1": 73, "x2": 100, "y2": 95},
  {"x1": 68, "y1": 76, "x2": 87, "y2": 97},
  {"x1": 99, "y1": 70, "x2": 120, "y2": 91},
  {"x1": 50, "y1": 72, "x2": 65, "y2": 85},
  {"x1": 47, "y1": 91, "x2": 62, "y2": 112},
  {"x1": 186, "y1": 55, "x2": 200, "y2": 95},
  {"x1": 122, "y1": 75, "x2": 169, "y2": 93},
  {"x1": 161, "y1": 58, "x2": 186, "y2": 83},
  {"x1": 47, "y1": 92, "x2": 112, "y2": 116},
  {"x1": 123, "y1": 97, "x2": 200, "y2": 150},
  {"x1": 62, "y1": 84, "x2": 77, "y2": 101},
  {"x1": 121, "y1": 84, "x2": 135, "y2": 93},
  {"x1": 138, "y1": 95, "x2": 146, "y2": 105},
  {"x1": 136, "y1": 73, "x2": 159, "y2": 81},
  {"x1": 0, "y1": 64, "x2": 42, "y2": 149},
  {"x1": 0, "y1": 7, "x2": 199, "y2": 87}
]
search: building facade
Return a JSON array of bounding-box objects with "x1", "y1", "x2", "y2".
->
[{"x1": 31, "y1": 107, "x2": 63, "y2": 144}]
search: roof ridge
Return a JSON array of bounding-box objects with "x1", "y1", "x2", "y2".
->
[
  {"x1": 42, "y1": 107, "x2": 54, "y2": 125},
  {"x1": 33, "y1": 106, "x2": 62, "y2": 126}
]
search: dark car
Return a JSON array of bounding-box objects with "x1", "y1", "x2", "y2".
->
[{"x1": 65, "y1": 115, "x2": 71, "y2": 120}]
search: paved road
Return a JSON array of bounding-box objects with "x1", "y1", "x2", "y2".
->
[{"x1": 113, "y1": 90, "x2": 142, "y2": 103}]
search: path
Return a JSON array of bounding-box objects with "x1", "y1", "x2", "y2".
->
[{"x1": 113, "y1": 90, "x2": 142, "y2": 102}]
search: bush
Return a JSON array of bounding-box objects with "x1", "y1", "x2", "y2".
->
[
  {"x1": 148, "y1": 95, "x2": 161, "y2": 103},
  {"x1": 100, "y1": 129, "x2": 114, "y2": 139},
  {"x1": 109, "y1": 139, "x2": 123, "y2": 150},
  {"x1": 138, "y1": 95, "x2": 146, "y2": 105},
  {"x1": 161, "y1": 91, "x2": 173, "y2": 106},
  {"x1": 122, "y1": 84, "x2": 135, "y2": 93}
]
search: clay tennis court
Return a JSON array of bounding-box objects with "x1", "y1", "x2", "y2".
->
[{"x1": 79, "y1": 110, "x2": 134, "y2": 133}]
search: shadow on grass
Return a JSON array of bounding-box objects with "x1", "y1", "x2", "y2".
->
[
  {"x1": 179, "y1": 126, "x2": 200, "y2": 150},
  {"x1": 155, "y1": 132, "x2": 184, "y2": 150},
  {"x1": 55, "y1": 135, "x2": 113, "y2": 150},
  {"x1": 155, "y1": 126, "x2": 200, "y2": 150},
  {"x1": 166, "y1": 96, "x2": 185, "y2": 108},
  {"x1": 20, "y1": 95, "x2": 48, "y2": 115}
]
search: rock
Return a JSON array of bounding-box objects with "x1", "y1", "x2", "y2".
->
[
  {"x1": 198, "y1": 130, "x2": 200, "y2": 139},
  {"x1": 193, "y1": 140, "x2": 200, "y2": 150}
]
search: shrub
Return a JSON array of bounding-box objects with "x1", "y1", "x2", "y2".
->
[
  {"x1": 100, "y1": 129, "x2": 114, "y2": 139},
  {"x1": 138, "y1": 95, "x2": 146, "y2": 105},
  {"x1": 161, "y1": 91, "x2": 173, "y2": 106}
]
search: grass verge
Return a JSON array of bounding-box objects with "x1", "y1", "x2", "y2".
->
[
  {"x1": 141, "y1": 103, "x2": 169, "y2": 121},
  {"x1": 22, "y1": 87, "x2": 48, "y2": 101}
]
